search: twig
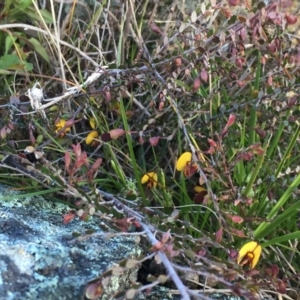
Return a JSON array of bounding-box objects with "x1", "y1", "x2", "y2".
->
[{"x1": 141, "y1": 223, "x2": 191, "y2": 300}]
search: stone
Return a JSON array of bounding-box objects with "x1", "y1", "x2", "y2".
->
[{"x1": 0, "y1": 184, "x2": 178, "y2": 300}]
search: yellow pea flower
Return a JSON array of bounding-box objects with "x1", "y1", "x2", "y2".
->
[
  {"x1": 176, "y1": 152, "x2": 197, "y2": 177},
  {"x1": 89, "y1": 118, "x2": 96, "y2": 129},
  {"x1": 194, "y1": 186, "x2": 206, "y2": 193},
  {"x1": 55, "y1": 119, "x2": 71, "y2": 137},
  {"x1": 237, "y1": 241, "x2": 262, "y2": 269},
  {"x1": 86, "y1": 131, "x2": 99, "y2": 145},
  {"x1": 141, "y1": 172, "x2": 158, "y2": 188}
]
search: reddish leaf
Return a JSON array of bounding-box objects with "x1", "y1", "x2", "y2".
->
[
  {"x1": 104, "y1": 85, "x2": 111, "y2": 101},
  {"x1": 151, "y1": 241, "x2": 163, "y2": 251},
  {"x1": 267, "y1": 42, "x2": 277, "y2": 53},
  {"x1": 89, "y1": 158, "x2": 103, "y2": 173},
  {"x1": 250, "y1": 145, "x2": 264, "y2": 156},
  {"x1": 109, "y1": 128, "x2": 126, "y2": 139},
  {"x1": 200, "y1": 68, "x2": 208, "y2": 83},
  {"x1": 229, "y1": 249, "x2": 239, "y2": 259},
  {"x1": 231, "y1": 228, "x2": 246, "y2": 237},
  {"x1": 265, "y1": 267, "x2": 273, "y2": 277},
  {"x1": 29, "y1": 131, "x2": 36, "y2": 146},
  {"x1": 244, "y1": 269, "x2": 260, "y2": 277},
  {"x1": 174, "y1": 57, "x2": 182, "y2": 66},
  {"x1": 267, "y1": 74, "x2": 273, "y2": 86},
  {"x1": 158, "y1": 100, "x2": 164, "y2": 110},
  {"x1": 215, "y1": 227, "x2": 223, "y2": 243},
  {"x1": 63, "y1": 212, "x2": 75, "y2": 224},
  {"x1": 231, "y1": 215, "x2": 244, "y2": 224},
  {"x1": 267, "y1": 190, "x2": 273, "y2": 201},
  {"x1": 285, "y1": 13, "x2": 298, "y2": 25},
  {"x1": 205, "y1": 146, "x2": 215, "y2": 154},
  {"x1": 72, "y1": 144, "x2": 82, "y2": 159},
  {"x1": 237, "y1": 80, "x2": 245, "y2": 87},
  {"x1": 238, "y1": 152, "x2": 253, "y2": 161},
  {"x1": 255, "y1": 128, "x2": 266, "y2": 138},
  {"x1": 239, "y1": 27, "x2": 247, "y2": 40},
  {"x1": 101, "y1": 129, "x2": 126, "y2": 142},
  {"x1": 206, "y1": 138, "x2": 218, "y2": 153},
  {"x1": 193, "y1": 76, "x2": 201, "y2": 91},
  {"x1": 226, "y1": 113, "x2": 236, "y2": 128},
  {"x1": 261, "y1": 56, "x2": 266, "y2": 65},
  {"x1": 150, "y1": 22, "x2": 163, "y2": 35},
  {"x1": 149, "y1": 136, "x2": 160, "y2": 146},
  {"x1": 287, "y1": 96, "x2": 297, "y2": 107},
  {"x1": 87, "y1": 158, "x2": 103, "y2": 180},
  {"x1": 234, "y1": 199, "x2": 241, "y2": 206},
  {"x1": 235, "y1": 57, "x2": 245, "y2": 69},
  {"x1": 184, "y1": 164, "x2": 198, "y2": 177},
  {"x1": 208, "y1": 138, "x2": 217, "y2": 148},
  {"x1": 74, "y1": 151, "x2": 89, "y2": 169},
  {"x1": 228, "y1": 0, "x2": 240, "y2": 7},
  {"x1": 65, "y1": 151, "x2": 72, "y2": 172},
  {"x1": 165, "y1": 244, "x2": 180, "y2": 258},
  {"x1": 245, "y1": 197, "x2": 253, "y2": 205},
  {"x1": 139, "y1": 136, "x2": 145, "y2": 144},
  {"x1": 65, "y1": 118, "x2": 76, "y2": 128},
  {"x1": 0, "y1": 127, "x2": 7, "y2": 139},
  {"x1": 271, "y1": 264, "x2": 279, "y2": 278},
  {"x1": 198, "y1": 249, "x2": 207, "y2": 256},
  {"x1": 221, "y1": 128, "x2": 228, "y2": 138},
  {"x1": 277, "y1": 279, "x2": 287, "y2": 294},
  {"x1": 193, "y1": 190, "x2": 207, "y2": 204}
]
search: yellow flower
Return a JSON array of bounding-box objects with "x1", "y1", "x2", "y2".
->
[
  {"x1": 86, "y1": 131, "x2": 99, "y2": 145},
  {"x1": 176, "y1": 152, "x2": 192, "y2": 171},
  {"x1": 194, "y1": 186, "x2": 206, "y2": 193},
  {"x1": 55, "y1": 119, "x2": 71, "y2": 137},
  {"x1": 176, "y1": 152, "x2": 197, "y2": 177},
  {"x1": 141, "y1": 172, "x2": 158, "y2": 188},
  {"x1": 89, "y1": 118, "x2": 96, "y2": 129},
  {"x1": 237, "y1": 241, "x2": 262, "y2": 269},
  {"x1": 194, "y1": 186, "x2": 208, "y2": 204}
]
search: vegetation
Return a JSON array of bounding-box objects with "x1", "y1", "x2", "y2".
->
[{"x1": 0, "y1": 0, "x2": 300, "y2": 299}]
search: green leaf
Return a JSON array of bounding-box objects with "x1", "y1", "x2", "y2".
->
[
  {"x1": 4, "y1": 0, "x2": 12, "y2": 14},
  {"x1": 0, "y1": 54, "x2": 32, "y2": 71},
  {"x1": 262, "y1": 231, "x2": 300, "y2": 248},
  {"x1": 256, "y1": 200, "x2": 300, "y2": 240},
  {"x1": 17, "y1": 0, "x2": 32, "y2": 11},
  {"x1": 39, "y1": 9, "x2": 54, "y2": 24},
  {"x1": 0, "y1": 54, "x2": 20, "y2": 69},
  {"x1": 28, "y1": 37, "x2": 49, "y2": 63},
  {"x1": 254, "y1": 172, "x2": 300, "y2": 239},
  {"x1": 23, "y1": 61, "x2": 33, "y2": 71},
  {"x1": 5, "y1": 35, "x2": 15, "y2": 55}
]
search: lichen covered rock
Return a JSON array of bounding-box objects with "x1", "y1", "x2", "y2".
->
[{"x1": 0, "y1": 184, "x2": 141, "y2": 300}]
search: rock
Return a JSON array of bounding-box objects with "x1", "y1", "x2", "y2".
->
[
  {"x1": 0, "y1": 185, "x2": 269, "y2": 299},
  {"x1": 0, "y1": 184, "x2": 178, "y2": 300}
]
